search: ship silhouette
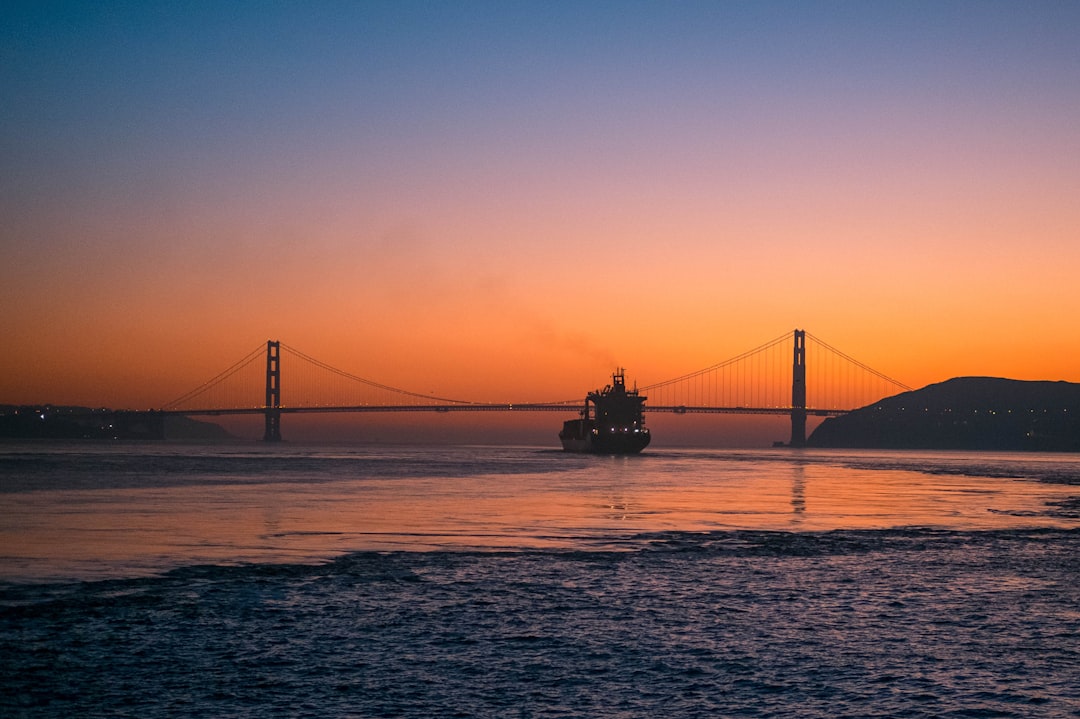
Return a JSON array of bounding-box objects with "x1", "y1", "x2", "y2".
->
[{"x1": 559, "y1": 369, "x2": 651, "y2": 453}]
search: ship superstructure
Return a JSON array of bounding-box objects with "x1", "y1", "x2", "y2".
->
[{"x1": 559, "y1": 369, "x2": 650, "y2": 453}]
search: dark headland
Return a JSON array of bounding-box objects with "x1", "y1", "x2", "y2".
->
[
  {"x1": 0, "y1": 406, "x2": 231, "y2": 441},
  {"x1": 808, "y1": 377, "x2": 1080, "y2": 451}
]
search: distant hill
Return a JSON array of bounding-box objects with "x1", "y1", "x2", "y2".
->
[
  {"x1": 807, "y1": 377, "x2": 1080, "y2": 452},
  {"x1": 0, "y1": 405, "x2": 232, "y2": 440},
  {"x1": 163, "y1": 414, "x2": 234, "y2": 440}
]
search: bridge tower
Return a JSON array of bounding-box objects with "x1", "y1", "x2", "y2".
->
[
  {"x1": 790, "y1": 329, "x2": 807, "y2": 447},
  {"x1": 263, "y1": 340, "x2": 282, "y2": 442}
]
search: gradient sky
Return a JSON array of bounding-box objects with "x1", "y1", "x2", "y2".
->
[{"x1": 3, "y1": 1, "x2": 1080, "y2": 418}]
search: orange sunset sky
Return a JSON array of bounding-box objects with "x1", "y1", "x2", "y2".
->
[{"x1": 2, "y1": 2, "x2": 1079, "y2": 442}]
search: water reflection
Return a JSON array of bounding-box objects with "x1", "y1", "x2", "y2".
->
[
  {"x1": 604, "y1": 495, "x2": 633, "y2": 521},
  {"x1": 790, "y1": 463, "x2": 806, "y2": 522},
  {"x1": 1, "y1": 446, "x2": 1078, "y2": 583}
]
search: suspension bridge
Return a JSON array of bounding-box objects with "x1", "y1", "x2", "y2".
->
[{"x1": 156, "y1": 329, "x2": 910, "y2": 446}]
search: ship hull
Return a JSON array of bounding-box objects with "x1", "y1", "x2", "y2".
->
[{"x1": 559, "y1": 419, "x2": 650, "y2": 454}]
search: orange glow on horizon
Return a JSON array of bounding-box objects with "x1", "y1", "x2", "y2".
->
[{"x1": 3, "y1": 4, "x2": 1079, "y2": 431}]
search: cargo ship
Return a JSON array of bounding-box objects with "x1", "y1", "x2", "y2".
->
[{"x1": 559, "y1": 369, "x2": 651, "y2": 453}]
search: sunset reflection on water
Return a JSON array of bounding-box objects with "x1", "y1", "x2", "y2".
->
[{"x1": 1, "y1": 446, "x2": 1077, "y2": 582}]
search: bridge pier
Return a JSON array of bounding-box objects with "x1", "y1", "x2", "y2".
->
[
  {"x1": 263, "y1": 340, "x2": 282, "y2": 442},
  {"x1": 790, "y1": 329, "x2": 806, "y2": 447}
]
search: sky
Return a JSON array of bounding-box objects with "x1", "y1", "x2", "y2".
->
[{"x1": 3, "y1": 1, "x2": 1079, "y2": 442}]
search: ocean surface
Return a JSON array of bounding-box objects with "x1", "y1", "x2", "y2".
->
[{"x1": 1, "y1": 442, "x2": 1078, "y2": 718}]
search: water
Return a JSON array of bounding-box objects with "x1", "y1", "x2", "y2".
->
[{"x1": 1, "y1": 443, "x2": 1078, "y2": 717}]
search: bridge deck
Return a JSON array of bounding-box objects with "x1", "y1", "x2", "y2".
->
[{"x1": 160, "y1": 405, "x2": 846, "y2": 417}]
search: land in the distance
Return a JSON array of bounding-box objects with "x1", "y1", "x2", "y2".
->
[
  {"x1": 808, "y1": 377, "x2": 1080, "y2": 452},
  {"x1": 0, "y1": 405, "x2": 231, "y2": 440}
]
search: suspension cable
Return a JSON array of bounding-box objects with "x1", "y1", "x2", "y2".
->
[
  {"x1": 279, "y1": 343, "x2": 475, "y2": 405},
  {"x1": 805, "y1": 332, "x2": 911, "y2": 391},
  {"x1": 162, "y1": 332, "x2": 910, "y2": 412},
  {"x1": 162, "y1": 343, "x2": 266, "y2": 409},
  {"x1": 640, "y1": 330, "x2": 792, "y2": 391}
]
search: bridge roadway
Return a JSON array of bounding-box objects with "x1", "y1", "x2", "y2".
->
[{"x1": 161, "y1": 404, "x2": 847, "y2": 417}]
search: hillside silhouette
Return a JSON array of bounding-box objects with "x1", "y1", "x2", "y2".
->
[
  {"x1": 808, "y1": 377, "x2": 1080, "y2": 451},
  {"x1": 0, "y1": 406, "x2": 231, "y2": 440}
]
